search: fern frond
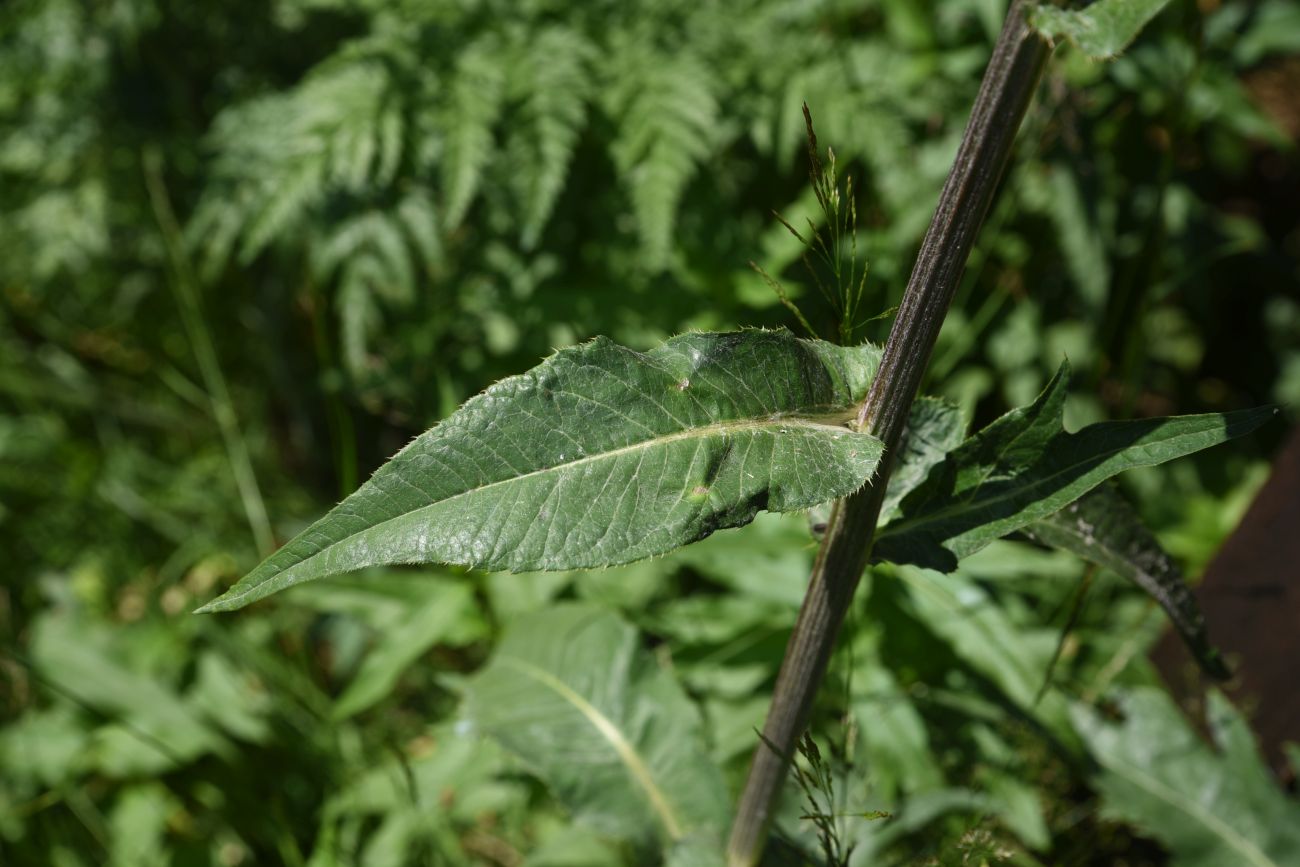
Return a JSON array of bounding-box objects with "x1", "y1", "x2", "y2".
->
[
  {"x1": 239, "y1": 159, "x2": 328, "y2": 264},
  {"x1": 337, "y1": 262, "x2": 382, "y2": 379},
  {"x1": 196, "y1": 57, "x2": 404, "y2": 268},
  {"x1": 396, "y1": 187, "x2": 443, "y2": 277},
  {"x1": 441, "y1": 36, "x2": 506, "y2": 231},
  {"x1": 311, "y1": 210, "x2": 416, "y2": 305},
  {"x1": 606, "y1": 45, "x2": 720, "y2": 269},
  {"x1": 505, "y1": 27, "x2": 593, "y2": 250}
]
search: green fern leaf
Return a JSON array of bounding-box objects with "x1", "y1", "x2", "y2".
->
[
  {"x1": 396, "y1": 188, "x2": 444, "y2": 275},
  {"x1": 197, "y1": 59, "x2": 404, "y2": 268},
  {"x1": 239, "y1": 160, "x2": 327, "y2": 264},
  {"x1": 507, "y1": 27, "x2": 593, "y2": 249},
  {"x1": 607, "y1": 47, "x2": 720, "y2": 269},
  {"x1": 442, "y1": 37, "x2": 506, "y2": 230},
  {"x1": 338, "y1": 266, "x2": 382, "y2": 379}
]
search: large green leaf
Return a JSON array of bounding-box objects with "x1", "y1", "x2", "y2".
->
[
  {"x1": 460, "y1": 604, "x2": 728, "y2": 846},
  {"x1": 1025, "y1": 484, "x2": 1230, "y2": 679},
  {"x1": 200, "y1": 330, "x2": 883, "y2": 612},
  {"x1": 852, "y1": 662, "x2": 945, "y2": 802},
  {"x1": 874, "y1": 363, "x2": 1275, "y2": 572},
  {"x1": 1029, "y1": 0, "x2": 1175, "y2": 61},
  {"x1": 1073, "y1": 689, "x2": 1300, "y2": 867}
]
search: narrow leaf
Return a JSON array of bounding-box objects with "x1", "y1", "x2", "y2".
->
[
  {"x1": 1029, "y1": 0, "x2": 1174, "y2": 61},
  {"x1": 874, "y1": 362, "x2": 1275, "y2": 572},
  {"x1": 1072, "y1": 689, "x2": 1300, "y2": 867},
  {"x1": 200, "y1": 330, "x2": 883, "y2": 612},
  {"x1": 442, "y1": 36, "x2": 505, "y2": 230},
  {"x1": 30, "y1": 613, "x2": 224, "y2": 775},
  {"x1": 1025, "y1": 484, "x2": 1230, "y2": 679},
  {"x1": 461, "y1": 604, "x2": 728, "y2": 845}
]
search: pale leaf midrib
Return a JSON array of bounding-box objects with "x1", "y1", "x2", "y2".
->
[
  {"x1": 499, "y1": 657, "x2": 684, "y2": 839},
  {"x1": 1105, "y1": 756, "x2": 1277, "y2": 867},
  {"x1": 225, "y1": 414, "x2": 863, "y2": 602}
]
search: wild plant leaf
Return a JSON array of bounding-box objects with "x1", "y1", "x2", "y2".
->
[
  {"x1": 606, "y1": 46, "x2": 720, "y2": 269},
  {"x1": 511, "y1": 26, "x2": 593, "y2": 248},
  {"x1": 109, "y1": 784, "x2": 178, "y2": 867},
  {"x1": 460, "y1": 604, "x2": 729, "y2": 846},
  {"x1": 897, "y1": 566, "x2": 1077, "y2": 743},
  {"x1": 1025, "y1": 484, "x2": 1230, "y2": 679},
  {"x1": 881, "y1": 396, "x2": 966, "y2": 521},
  {"x1": 664, "y1": 837, "x2": 726, "y2": 867},
  {"x1": 0, "y1": 705, "x2": 88, "y2": 789},
  {"x1": 873, "y1": 362, "x2": 1275, "y2": 572},
  {"x1": 442, "y1": 36, "x2": 506, "y2": 230},
  {"x1": 1073, "y1": 688, "x2": 1300, "y2": 867},
  {"x1": 332, "y1": 583, "x2": 480, "y2": 720},
  {"x1": 188, "y1": 652, "x2": 272, "y2": 743},
  {"x1": 1029, "y1": 0, "x2": 1174, "y2": 61},
  {"x1": 29, "y1": 614, "x2": 225, "y2": 776},
  {"x1": 852, "y1": 664, "x2": 945, "y2": 802},
  {"x1": 322, "y1": 722, "x2": 516, "y2": 866},
  {"x1": 199, "y1": 330, "x2": 883, "y2": 612},
  {"x1": 984, "y1": 770, "x2": 1051, "y2": 851}
]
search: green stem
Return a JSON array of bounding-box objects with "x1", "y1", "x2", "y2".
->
[
  {"x1": 143, "y1": 148, "x2": 275, "y2": 558},
  {"x1": 305, "y1": 277, "x2": 358, "y2": 498},
  {"x1": 726, "y1": 5, "x2": 1051, "y2": 863}
]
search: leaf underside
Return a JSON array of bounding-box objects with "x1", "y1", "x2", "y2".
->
[
  {"x1": 1029, "y1": 0, "x2": 1175, "y2": 61},
  {"x1": 874, "y1": 362, "x2": 1276, "y2": 572},
  {"x1": 1026, "y1": 484, "x2": 1230, "y2": 679},
  {"x1": 201, "y1": 330, "x2": 883, "y2": 612}
]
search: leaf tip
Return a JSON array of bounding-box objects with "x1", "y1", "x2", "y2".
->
[{"x1": 193, "y1": 588, "x2": 247, "y2": 614}]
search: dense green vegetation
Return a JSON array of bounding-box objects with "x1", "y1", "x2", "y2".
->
[{"x1": 3, "y1": 0, "x2": 1298, "y2": 864}]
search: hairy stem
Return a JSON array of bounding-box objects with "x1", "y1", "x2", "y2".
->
[{"x1": 726, "y1": 4, "x2": 1051, "y2": 863}]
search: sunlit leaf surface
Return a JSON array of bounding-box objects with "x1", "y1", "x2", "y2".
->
[
  {"x1": 1030, "y1": 0, "x2": 1174, "y2": 60},
  {"x1": 461, "y1": 604, "x2": 728, "y2": 846},
  {"x1": 201, "y1": 330, "x2": 883, "y2": 611}
]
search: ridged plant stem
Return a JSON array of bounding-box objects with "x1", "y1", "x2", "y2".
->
[{"x1": 726, "y1": 5, "x2": 1052, "y2": 863}]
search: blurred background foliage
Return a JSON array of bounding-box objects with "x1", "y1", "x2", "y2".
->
[{"x1": 2, "y1": 0, "x2": 1299, "y2": 864}]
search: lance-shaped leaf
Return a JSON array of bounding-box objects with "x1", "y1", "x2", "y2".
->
[
  {"x1": 1025, "y1": 484, "x2": 1230, "y2": 680},
  {"x1": 1029, "y1": 0, "x2": 1174, "y2": 61},
  {"x1": 199, "y1": 330, "x2": 884, "y2": 612},
  {"x1": 873, "y1": 362, "x2": 1275, "y2": 572},
  {"x1": 1072, "y1": 688, "x2": 1300, "y2": 867},
  {"x1": 461, "y1": 604, "x2": 729, "y2": 846}
]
